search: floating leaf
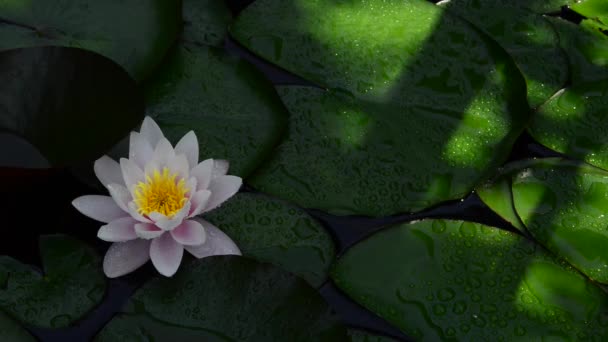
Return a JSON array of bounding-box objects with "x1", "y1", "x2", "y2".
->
[
  {"x1": 205, "y1": 193, "x2": 335, "y2": 287},
  {"x1": 548, "y1": 17, "x2": 608, "y2": 84},
  {"x1": 348, "y1": 329, "x2": 399, "y2": 342},
  {"x1": 0, "y1": 0, "x2": 181, "y2": 81},
  {"x1": 528, "y1": 80, "x2": 608, "y2": 170},
  {"x1": 182, "y1": 0, "x2": 232, "y2": 46},
  {"x1": 0, "y1": 311, "x2": 35, "y2": 342},
  {"x1": 0, "y1": 235, "x2": 105, "y2": 328},
  {"x1": 439, "y1": 0, "x2": 568, "y2": 107},
  {"x1": 510, "y1": 159, "x2": 608, "y2": 283},
  {"x1": 250, "y1": 84, "x2": 526, "y2": 216},
  {"x1": 96, "y1": 256, "x2": 347, "y2": 341},
  {"x1": 572, "y1": 0, "x2": 608, "y2": 25},
  {"x1": 332, "y1": 219, "x2": 608, "y2": 340},
  {"x1": 144, "y1": 44, "x2": 287, "y2": 178},
  {"x1": 477, "y1": 176, "x2": 526, "y2": 232},
  {"x1": 0, "y1": 47, "x2": 144, "y2": 168}
]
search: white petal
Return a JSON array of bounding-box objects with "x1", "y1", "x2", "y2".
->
[
  {"x1": 184, "y1": 218, "x2": 241, "y2": 259},
  {"x1": 139, "y1": 116, "x2": 164, "y2": 148},
  {"x1": 213, "y1": 159, "x2": 229, "y2": 178},
  {"x1": 150, "y1": 233, "x2": 184, "y2": 277},
  {"x1": 128, "y1": 201, "x2": 152, "y2": 223},
  {"x1": 97, "y1": 217, "x2": 137, "y2": 242},
  {"x1": 188, "y1": 190, "x2": 211, "y2": 218},
  {"x1": 134, "y1": 223, "x2": 164, "y2": 240},
  {"x1": 170, "y1": 220, "x2": 206, "y2": 246},
  {"x1": 149, "y1": 202, "x2": 191, "y2": 231},
  {"x1": 106, "y1": 183, "x2": 130, "y2": 213},
  {"x1": 72, "y1": 195, "x2": 128, "y2": 223},
  {"x1": 203, "y1": 175, "x2": 242, "y2": 213},
  {"x1": 120, "y1": 158, "x2": 144, "y2": 196},
  {"x1": 186, "y1": 177, "x2": 198, "y2": 195},
  {"x1": 168, "y1": 153, "x2": 189, "y2": 180},
  {"x1": 190, "y1": 159, "x2": 213, "y2": 191},
  {"x1": 94, "y1": 155, "x2": 124, "y2": 187},
  {"x1": 174, "y1": 131, "x2": 199, "y2": 170},
  {"x1": 103, "y1": 239, "x2": 151, "y2": 278},
  {"x1": 129, "y1": 132, "x2": 154, "y2": 169},
  {"x1": 151, "y1": 138, "x2": 175, "y2": 169}
]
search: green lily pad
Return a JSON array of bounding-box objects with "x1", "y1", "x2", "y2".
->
[
  {"x1": 439, "y1": 0, "x2": 568, "y2": 107},
  {"x1": 572, "y1": 0, "x2": 608, "y2": 25},
  {"x1": 0, "y1": 47, "x2": 144, "y2": 168},
  {"x1": 348, "y1": 329, "x2": 399, "y2": 342},
  {"x1": 528, "y1": 80, "x2": 608, "y2": 170},
  {"x1": 0, "y1": 311, "x2": 35, "y2": 342},
  {"x1": 204, "y1": 193, "x2": 335, "y2": 287},
  {"x1": 0, "y1": 0, "x2": 181, "y2": 81},
  {"x1": 510, "y1": 159, "x2": 608, "y2": 283},
  {"x1": 548, "y1": 17, "x2": 608, "y2": 84},
  {"x1": 0, "y1": 234, "x2": 105, "y2": 328},
  {"x1": 182, "y1": 0, "x2": 232, "y2": 46},
  {"x1": 144, "y1": 44, "x2": 287, "y2": 178},
  {"x1": 96, "y1": 256, "x2": 347, "y2": 341},
  {"x1": 477, "y1": 177, "x2": 526, "y2": 232},
  {"x1": 250, "y1": 84, "x2": 526, "y2": 216},
  {"x1": 331, "y1": 219, "x2": 608, "y2": 340}
]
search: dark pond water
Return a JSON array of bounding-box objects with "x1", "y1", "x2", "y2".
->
[{"x1": 0, "y1": 0, "x2": 586, "y2": 341}]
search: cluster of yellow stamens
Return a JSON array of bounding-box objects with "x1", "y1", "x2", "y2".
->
[{"x1": 133, "y1": 167, "x2": 190, "y2": 217}]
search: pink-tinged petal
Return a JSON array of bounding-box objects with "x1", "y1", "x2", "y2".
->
[
  {"x1": 120, "y1": 158, "x2": 144, "y2": 196},
  {"x1": 174, "y1": 131, "x2": 199, "y2": 169},
  {"x1": 72, "y1": 195, "x2": 127, "y2": 223},
  {"x1": 212, "y1": 159, "x2": 229, "y2": 178},
  {"x1": 94, "y1": 155, "x2": 124, "y2": 187},
  {"x1": 134, "y1": 223, "x2": 164, "y2": 240},
  {"x1": 97, "y1": 217, "x2": 137, "y2": 242},
  {"x1": 139, "y1": 116, "x2": 164, "y2": 148},
  {"x1": 150, "y1": 233, "x2": 184, "y2": 277},
  {"x1": 191, "y1": 159, "x2": 213, "y2": 190},
  {"x1": 107, "y1": 183, "x2": 130, "y2": 213},
  {"x1": 151, "y1": 138, "x2": 175, "y2": 168},
  {"x1": 168, "y1": 153, "x2": 189, "y2": 180},
  {"x1": 203, "y1": 175, "x2": 242, "y2": 213},
  {"x1": 129, "y1": 132, "x2": 154, "y2": 169},
  {"x1": 188, "y1": 190, "x2": 211, "y2": 217},
  {"x1": 149, "y1": 202, "x2": 191, "y2": 231},
  {"x1": 185, "y1": 219, "x2": 241, "y2": 258},
  {"x1": 171, "y1": 220, "x2": 206, "y2": 246},
  {"x1": 103, "y1": 239, "x2": 151, "y2": 278},
  {"x1": 128, "y1": 201, "x2": 153, "y2": 223}
]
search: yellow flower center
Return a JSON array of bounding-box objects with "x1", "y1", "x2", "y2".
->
[{"x1": 133, "y1": 167, "x2": 190, "y2": 217}]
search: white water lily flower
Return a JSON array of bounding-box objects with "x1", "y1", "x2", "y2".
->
[{"x1": 72, "y1": 116, "x2": 242, "y2": 277}]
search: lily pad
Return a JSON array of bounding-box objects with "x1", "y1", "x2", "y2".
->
[
  {"x1": 144, "y1": 44, "x2": 287, "y2": 178},
  {"x1": 204, "y1": 193, "x2": 336, "y2": 287},
  {"x1": 477, "y1": 177, "x2": 526, "y2": 232},
  {"x1": 439, "y1": 0, "x2": 568, "y2": 107},
  {"x1": 0, "y1": 47, "x2": 144, "y2": 168},
  {"x1": 528, "y1": 80, "x2": 608, "y2": 170},
  {"x1": 96, "y1": 256, "x2": 347, "y2": 341},
  {"x1": 0, "y1": 234, "x2": 105, "y2": 328},
  {"x1": 0, "y1": 311, "x2": 35, "y2": 342},
  {"x1": 182, "y1": 0, "x2": 232, "y2": 46},
  {"x1": 510, "y1": 159, "x2": 608, "y2": 283},
  {"x1": 548, "y1": 17, "x2": 608, "y2": 84},
  {"x1": 572, "y1": 0, "x2": 608, "y2": 25},
  {"x1": 331, "y1": 219, "x2": 608, "y2": 340},
  {"x1": 0, "y1": 0, "x2": 181, "y2": 81},
  {"x1": 250, "y1": 84, "x2": 526, "y2": 216}
]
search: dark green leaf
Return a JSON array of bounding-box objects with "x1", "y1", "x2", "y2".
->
[
  {"x1": 96, "y1": 256, "x2": 347, "y2": 341},
  {"x1": 182, "y1": 0, "x2": 232, "y2": 46},
  {"x1": 0, "y1": 311, "x2": 35, "y2": 342},
  {"x1": 0, "y1": 235, "x2": 105, "y2": 328},
  {"x1": 348, "y1": 329, "x2": 399, "y2": 342},
  {"x1": 332, "y1": 219, "x2": 608, "y2": 340},
  {"x1": 528, "y1": 80, "x2": 608, "y2": 170},
  {"x1": 0, "y1": 47, "x2": 144, "y2": 168},
  {"x1": 572, "y1": 0, "x2": 608, "y2": 25},
  {"x1": 204, "y1": 193, "x2": 335, "y2": 287},
  {"x1": 144, "y1": 44, "x2": 287, "y2": 178},
  {"x1": 0, "y1": 0, "x2": 181, "y2": 81},
  {"x1": 477, "y1": 176, "x2": 526, "y2": 232}
]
